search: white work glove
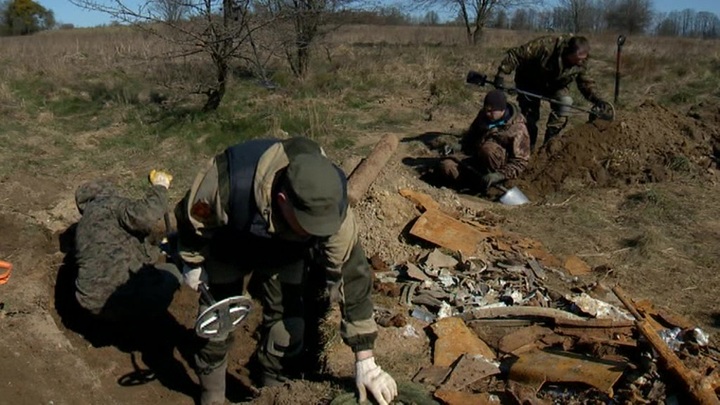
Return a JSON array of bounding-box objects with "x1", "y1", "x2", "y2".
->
[
  {"x1": 182, "y1": 264, "x2": 206, "y2": 291},
  {"x1": 355, "y1": 357, "x2": 398, "y2": 405},
  {"x1": 149, "y1": 169, "x2": 173, "y2": 189}
]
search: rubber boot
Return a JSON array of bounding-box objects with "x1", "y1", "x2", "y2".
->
[{"x1": 199, "y1": 359, "x2": 227, "y2": 405}]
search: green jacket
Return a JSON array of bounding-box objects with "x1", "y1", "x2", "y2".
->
[{"x1": 496, "y1": 35, "x2": 600, "y2": 102}]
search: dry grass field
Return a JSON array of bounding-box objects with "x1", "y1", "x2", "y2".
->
[{"x1": 0, "y1": 24, "x2": 719, "y2": 404}]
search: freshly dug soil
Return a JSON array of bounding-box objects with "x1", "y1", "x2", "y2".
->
[{"x1": 517, "y1": 100, "x2": 719, "y2": 197}]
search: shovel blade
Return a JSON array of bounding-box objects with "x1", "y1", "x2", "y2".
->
[{"x1": 499, "y1": 186, "x2": 530, "y2": 206}]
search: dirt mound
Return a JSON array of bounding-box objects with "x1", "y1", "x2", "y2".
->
[{"x1": 517, "y1": 100, "x2": 719, "y2": 197}]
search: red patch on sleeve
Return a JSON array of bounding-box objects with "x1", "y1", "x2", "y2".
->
[{"x1": 190, "y1": 201, "x2": 212, "y2": 221}]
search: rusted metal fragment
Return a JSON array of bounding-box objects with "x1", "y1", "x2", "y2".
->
[
  {"x1": 613, "y1": 286, "x2": 720, "y2": 405},
  {"x1": 524, "y1": 247, "x2": 562, "y2": 268},
  {"x1": 439, "y1": 354, "x2": 500, "y2": 391},
  {"x1": 399, "y1": 188, "x2": 441, "y2": 212},
  {"x1": 635, "y1": 299, "x2": 695, "y2": 330},
  {"x1": 527, "y1": 258, "x2": 547, "y2": 280},
  {"x1": 554, "y1": 326, "x2": 634, "y2": 342},
  {"x1": 434, "y1": 390, "x2": 500, "y2": 405},
  {"x1": 431, "y1": 317, "x2": 496, "y2": 367},
  {"x1": 564, "y1": 255, "x2": 592, "y2": 276},
  {"x1": 553, "y1": 318, "x2": 635, "y2": 328},
  {"x1": 508, "y1": 350, "x2": 626, "y2": 395},
  {"x1": 499, "y1": 325, "x2": 557, "y2": 355},
  {"x1": 405, "y1": 262, "x2": 430, "y2": 282},
  {"x1": 461, "y1": 306, "x2": 586, "y2": 322},
  {"x1": 409, "y1": 209, "x2": 491, "y2": 255},
  {"x1": 412, "y1": 365, "x2": 452, "y2": 386},
  {"x1": 347, "y1": 134, "x2": 398, "y2": 205},
  {"x1": 369, "y1": 254, "x2": 389, "y2": 272}
]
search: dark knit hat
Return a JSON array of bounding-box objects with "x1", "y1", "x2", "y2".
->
[{"x1": 483, "y1": 90, "x2": 507, "y2": 112}]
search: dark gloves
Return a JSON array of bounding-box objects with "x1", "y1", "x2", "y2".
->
[
  {"x1": 590, "y1": 99, "x2": 614, "y2": 121},
  {"x1": 493, "y1": 75, "x2": 505, "y2": 89},
  {"x1": 482, "y1": 172, "x2": 506, "y2": 192}
]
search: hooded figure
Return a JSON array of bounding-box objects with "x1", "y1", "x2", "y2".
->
[{"x1": 73, "y1": 176, "x2": 180, "y2": 321}]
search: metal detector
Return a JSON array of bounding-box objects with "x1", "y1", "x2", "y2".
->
[
  {"x1": 195, "y1": 283, "x2": 253, "y2": 339},
  {"x1": 466, "y1": 70, "x2": 615, "y2": 121}
]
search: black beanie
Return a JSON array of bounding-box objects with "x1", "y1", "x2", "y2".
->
[{"x1": 483, "y1": 90, "x2": 507, "y2": 112}]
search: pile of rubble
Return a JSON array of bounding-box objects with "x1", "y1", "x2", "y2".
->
[{"x1": 370, "y1": 189, "x2": 720, "y2": 405}]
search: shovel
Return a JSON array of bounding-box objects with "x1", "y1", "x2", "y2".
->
[{"x1": 495, "y1": 184, "x2": 530, "y2": 206}]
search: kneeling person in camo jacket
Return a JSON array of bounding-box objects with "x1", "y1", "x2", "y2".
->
[
  {"x1": 439, "y1": 90, "x2": 531, "y2": 192},
  {"x1": 175, "y1": 136, "x2": 397, "y2": 405},
  {"x1": 74, "y1": 170, "x2": 181, "y2": 323}
]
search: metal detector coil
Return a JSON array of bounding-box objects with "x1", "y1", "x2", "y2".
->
[{"x1": 195, "y1": 294, "x2": 253, "y2": 339}]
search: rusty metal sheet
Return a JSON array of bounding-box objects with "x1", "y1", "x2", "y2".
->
[
  {"x1": 564, "y1": 255, "x2": 591, "y2": 276},
  {"x1": 411, "y1": 365, "x2": 452, "y2": 386},
  {"x1": 508, "y1": 350, "x2": 626, "y2": 396},
  {"x1": 434, "y1": 390, "x2": 500, "y2": 405},
  {"x1": 399, "y1": 188, "x2": 441, "y2": 212},
  {"x1": 499, "y1": 325, "x2": 557, "y2": 354},
  {"x1": 431, "y1": 317, "x2": 496, "y2": 367},
  {"x1": 439, "y1": 353, "x2": 500, "y2": 391},
  {"x1": 409, "y1": 209, "x2": 491, "y2": 255}
]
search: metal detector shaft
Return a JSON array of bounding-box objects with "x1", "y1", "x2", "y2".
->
[
  {"x1": 199, "y1": 283, "x2": 216, "y2": 304},
  {"x1": 465, "y1": 70, "x2": 609, "y2": 119}
]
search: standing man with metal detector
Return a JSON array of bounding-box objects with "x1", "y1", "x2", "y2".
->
[
  {"x1": 175, "y1": 136, "x2": 397, "y2": 405},
  {"x1": 492, "y1": 35, "x2": 613, "y2": 149}
]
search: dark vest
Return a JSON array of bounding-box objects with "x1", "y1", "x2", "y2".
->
[{"x1": 224, "y1": 137, "x2": 348, "y2": 234}]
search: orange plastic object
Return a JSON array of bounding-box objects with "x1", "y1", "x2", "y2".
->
[{"x1": 0, "y1": 261, "x2": 12, "y2": 285}]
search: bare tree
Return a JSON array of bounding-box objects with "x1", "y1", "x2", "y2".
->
[
  {"x1": 604, "y1": 0, "x2": 652, "y2": 34},
  {"x1": 557, "y1": 0, "x2": 592, "y2": 33},
  {"x1": 415, "y1": 0, "x2": 539, "y2": 45},
  {"x1": 151, "y1": 0, "x2": 188, "y2": 22},
  {"x1": 68, "y1": 0, "x2": 278, "y2": 111},
  {"x1": 254, "y1": 1, "x2": 359, "y2": 78}
]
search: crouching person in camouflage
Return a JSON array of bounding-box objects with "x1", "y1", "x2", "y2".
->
[
  {"x1": 439, "y1": 90, "x2": 530, "y2": 193},
  {"x1": 493, "y1": 35, "x2": 610, "y2": 149},
  {"x1": 74, "y1": 170, "x2": 181, "y2": 323},
  {"x1": 175, "y1": 136, "x2": 397, "y2": 405}
]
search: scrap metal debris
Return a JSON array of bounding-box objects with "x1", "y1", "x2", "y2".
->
[{"x1": 376, "y1": 189, "x2": 720, "y2": 403}]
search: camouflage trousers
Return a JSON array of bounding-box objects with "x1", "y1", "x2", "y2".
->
[
  {"x1": 195, "y1": 233, "x2": 368, "y2": 385},
  {"x1": 98, "y1": 262, "x2": 182, "y2": 322},
  {"x1": 438, "y1": 139, "x2": 507, "y2": 183},
  {"x1": 517, "y1": 88, "x2": 570, "y2": 149}
]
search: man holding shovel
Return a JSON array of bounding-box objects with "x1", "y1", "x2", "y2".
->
[
  {"x1": 175, "y1": 136, "x2": 397, "y2": 405},
  {"x1": 493, "y1": 35, "x2": 611, "y2": 149},
  {"x1": 439, "y1": 89, "x2": 530, "y2": 193}
]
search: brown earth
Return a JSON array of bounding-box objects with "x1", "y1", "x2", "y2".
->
[
  {"x1": 2, "y1": 101, "x2": 719, "y2": 404},
  {"x1": 516, "y1": 100, "x2": 720, "y2": 198}
]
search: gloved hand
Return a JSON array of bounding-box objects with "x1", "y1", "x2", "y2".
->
[
  {"x1": 355, "y1": 357, "x2": 398, "y2": 405},
  {"x1": 182, "y1": 264, "x2": 207, "y2": 291},
  {"x1": 149, "y1": 169, "x2": 173, "y2": 189},
  {"x1": 482, "y1": 172, "x2": 506, "y2": 192},
  {"x1": 493, "y1": 74, "x2": 505, "y2": 89}
]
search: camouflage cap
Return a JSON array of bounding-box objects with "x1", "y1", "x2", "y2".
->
[
  {"x1": 75, "y1": 179, "x2": 117, "y2": 214},
  {"x1": 284, "y1": 153, "x2": 346, "y2": 237}
]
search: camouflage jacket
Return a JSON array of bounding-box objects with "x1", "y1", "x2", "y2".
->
[
  {"x1": 74, "y1": 180, "x2": 168, "y2": 315},
  {"x1": 176, "y1": 137, "x2": 378, "y2": 352},
  {"x1": 496, "y1": 35, "x2": 600, "y2": 102},
  {"x1": 463, "y1": 102, "x2": 531, "y2": 179}
]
